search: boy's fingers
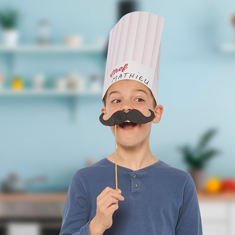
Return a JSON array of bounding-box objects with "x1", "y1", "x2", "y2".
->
[
  {"x1": 97, "y1": 186, "x2": 113, "y2": 199},
  {"x1": 100, "y1": 189, "x2": 124, "y2": 207},
  {"x1": 97, "y1": 187, "x2": 124, "y2": 207},
  {"x1": 116, "y1": 189, "x2": 121, "y2": 193}
]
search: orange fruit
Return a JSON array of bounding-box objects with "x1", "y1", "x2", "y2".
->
[{"x1": 206, "y1": 177, "x2": 221, "y2": 193}]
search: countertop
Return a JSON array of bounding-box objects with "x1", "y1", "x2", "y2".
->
[{"x1": 0, "y1": 191, "x2": 235, "y2": 201}]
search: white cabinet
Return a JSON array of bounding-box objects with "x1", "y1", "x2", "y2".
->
[
  {"x1": 199, "y1": 201, "x2": 235, "y2": 235},
  {"x1": 231, "y1": 203, "x2": 235, "y2": 235}
]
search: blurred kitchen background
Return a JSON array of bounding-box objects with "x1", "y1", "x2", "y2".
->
[{"x1": 0, "y1": 0, "x2": 235, "y2": 234}]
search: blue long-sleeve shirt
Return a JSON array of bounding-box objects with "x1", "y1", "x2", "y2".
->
[{"x1": 59, "y1": 157, "x2": 203, "y2": 235}]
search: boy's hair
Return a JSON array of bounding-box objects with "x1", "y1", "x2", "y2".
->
[{"x1": 103, "y1": 91, "x2": 157, "y2": 108}]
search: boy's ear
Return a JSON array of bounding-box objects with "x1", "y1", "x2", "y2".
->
[
  {"x1": 152, "y1": 105, "x2": 163, "y2": 124},
  {"x1": 101, "y1": 107, "x2": 108, "y2": 120}
]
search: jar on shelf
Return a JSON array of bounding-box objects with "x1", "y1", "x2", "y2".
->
[
  {"x1": 66, "y1": 71, "x2": 85, "y2": 92},
  {"x1": 37, "y1": 19, "x2": 51, "y2": 44},
  {"x1": 55, "y1": 77, "x2": 67, "y2": 91},
  {"x1": 90, "y1": 73, "x2": 102, "y2": 92},
  {"x1": 32, "y1": 74, "x2": 45, "y2": 90}
]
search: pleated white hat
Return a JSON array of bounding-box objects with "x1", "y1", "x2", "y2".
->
[{"x1": 102, "y1": 11, "x2": 164, "y2": 105}]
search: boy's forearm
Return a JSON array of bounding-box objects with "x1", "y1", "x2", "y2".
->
[{"x1": 89, "y1": 217, "x2": 105, "y2": 235}]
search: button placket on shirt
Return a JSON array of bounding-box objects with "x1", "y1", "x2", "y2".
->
[{"x1": 131, "y1": 173, "x2": 139, "y2": 193}]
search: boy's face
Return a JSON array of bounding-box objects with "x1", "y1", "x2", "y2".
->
[{"x1": 101, "y1": 80, "x2": 163, "y2": 147}]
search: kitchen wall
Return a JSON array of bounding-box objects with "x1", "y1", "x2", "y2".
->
[{"x1": 0, "y1": 0, "x2": 234, "y2": 192}]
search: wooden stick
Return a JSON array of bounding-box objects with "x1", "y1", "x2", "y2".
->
[{"x1": 115, "y1": 124, "x2": 118, "y2": 190}]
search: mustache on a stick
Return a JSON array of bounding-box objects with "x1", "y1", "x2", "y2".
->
[{"x1": 99, "y1": 109, "x2": 155, "y2": 126}]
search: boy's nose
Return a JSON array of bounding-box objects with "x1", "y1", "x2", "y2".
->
[
  {"x1": 122, "y1": 108, "x2": 137, "y2": 115},
  {"x1": 121, "y1": 102, "x2": 134, "y2": 113},
  {"x1": 122, "y1": 108, "x2": 131, "y2": 113}
]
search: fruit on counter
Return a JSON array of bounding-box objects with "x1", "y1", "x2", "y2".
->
[
  {"x1": 205, "y1": 177, "x2": 221, "y2": 193},
  {"x1": 220, "y1": 178, "x2": 235, "y2": 192},
  {"x1": 12, "y1": 76, "x2": 24, "y2": 90}
]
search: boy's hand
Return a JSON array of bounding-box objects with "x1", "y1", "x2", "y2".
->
[{"x1": 92, "y1": 187, "x2": 125, "y2": 233}]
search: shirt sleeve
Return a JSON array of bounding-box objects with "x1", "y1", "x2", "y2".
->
[
  {"x1": 59, "y1": 171, "x2": 91, "y2": 235},
  {"x1": 175, "y1": 174, "x2": 203, "y2": 235}
]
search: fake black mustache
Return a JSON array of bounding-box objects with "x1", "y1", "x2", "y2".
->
[{"x1": 99, "y1": 109, "x2": 155, "y2": 126}]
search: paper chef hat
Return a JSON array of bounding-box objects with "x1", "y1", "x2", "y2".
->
[{"x1": 102, "y1": 11, "x2": 164, "y2": 105}]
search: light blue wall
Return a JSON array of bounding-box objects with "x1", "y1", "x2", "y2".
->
[{"x1": 0, "y1": 0, "x2": 234, "y2": 192}]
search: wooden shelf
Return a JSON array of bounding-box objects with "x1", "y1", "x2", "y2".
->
[
  {"x1": 1, "y1": 191, "x2": 235, "y2": 202},
  {"x1": 0, "y1": 193, "x2": 67, "y2": 202},
  {"x1": 197, "y1": 190, "x2": 235, "y2": 201},
  {"x1": 0, "y1": 193, "x2": 67, "y2": 219}
]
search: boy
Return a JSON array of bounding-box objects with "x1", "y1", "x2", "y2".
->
[{"x1": 59, "y1": 11, "x2": 203, "y2": 235}]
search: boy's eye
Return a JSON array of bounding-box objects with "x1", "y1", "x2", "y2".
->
[
  {"x1": 135, "y1": 98, "x2": 144, "y2": 102},
  {"x1": 112, "y1": 98, "x2": 144, "y2": 103},
  {"x1": 112, "y1": 99, "x2": 121, "y2": 103}
]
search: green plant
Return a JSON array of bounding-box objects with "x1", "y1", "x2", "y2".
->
[
  {"x1": 177, "y1": 128, "x2": 220, "y2": 170},
  {"x1": 0, "y1": 8, "x2": 18, "y2": 29}
]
